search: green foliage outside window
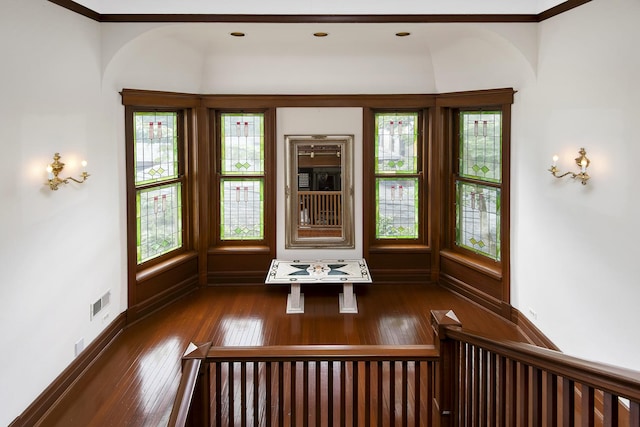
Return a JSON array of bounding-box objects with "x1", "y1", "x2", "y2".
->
[
  {"x1": 219, "y1": 113, "x2": 265, "y2": 240},
  {"x1": 374, "y1": 112, "x2": 420, "y2": 239},
  {"x1": 134, "y1": 112, "x2": 183, "y2": 264},
  {"x1": 455, "y1": 111, "x2": 502, "y2": 261}
]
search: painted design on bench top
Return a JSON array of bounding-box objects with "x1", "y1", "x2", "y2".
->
[{"x1": 265, "y1": 259, "x2": 372, "y2": 283}]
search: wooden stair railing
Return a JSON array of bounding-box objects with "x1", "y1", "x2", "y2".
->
[
  {"x1": 169, "y1": 343, "x2": 438, "y2": 426},
  {"x1": 431, "y1": 310, "x2": 640, "y2": 427},
  {"x1": 170, "y1": 311, "x2": 640, "y2": 426}
]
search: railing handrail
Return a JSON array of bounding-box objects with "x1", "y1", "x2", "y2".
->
[
  {"x1": 443, "y1": 326, "x2": 640, "y2": 402},
  {"x1": 298, "y1": 190, "x2": 341, "y2": 195},
  {"x1": 206, "y1": 344, "x2": 438, "y2": 362},
  {"x1": 167, "y1": 358, "x2": 203, "y2": 427}
]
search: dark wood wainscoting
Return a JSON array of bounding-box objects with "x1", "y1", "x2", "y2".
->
[{"x1": 129, "y1": 253, "x2": 200, "y2": 322}]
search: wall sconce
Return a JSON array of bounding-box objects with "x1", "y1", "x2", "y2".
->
[
  {"x1": 45, "y1": 152, "x2": 90, "y2": 191},
  {"x1": 548, "y1": 147, "x2": 590, "y2": 185}
]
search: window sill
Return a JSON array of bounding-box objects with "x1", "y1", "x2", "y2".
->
[
  {"x1": 208, "y1": 245, "x2": 272, "y2": 255},
  {"x1": 439, "y1": 249, "x2": 502, "y2": 280},
  {"x1": 369, "y1": 243, "x2": 430, "y2": 253},
  {"x1": 136, "y1": 251, "x2": 198, "y2": 283}
]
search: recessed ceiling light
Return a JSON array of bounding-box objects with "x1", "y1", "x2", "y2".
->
[
  {"x1": 395, "y1": 32, "x2": 411, "y2": 37},
  {"x1": 313, "y1": 32, "x2": 329, "y2": 37},
  {"x1": 230, "y1": 32, "x2": 245, "y2": 37}
]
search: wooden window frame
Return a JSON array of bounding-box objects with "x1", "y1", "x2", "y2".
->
[
  {"x1": 125, "y1": 106, "x2": 194, "y2": 271},
  {"x1": 436, "y1": 88, "x2": 513, "y2": 311},
  {"x1": 365, "y1": 108, "x2": 430, "y2": 250},
  {"x1": 211, "y1": 109, "x2": 273, "y2": 248}
]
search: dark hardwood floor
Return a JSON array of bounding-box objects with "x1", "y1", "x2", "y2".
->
[{"x1": 36, "y1": 283, "x2": 526, "y2": 426}]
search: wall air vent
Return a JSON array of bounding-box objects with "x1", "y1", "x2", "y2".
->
[{"x1": 90, "y1": 290, "x2": 111, "y2": 320}]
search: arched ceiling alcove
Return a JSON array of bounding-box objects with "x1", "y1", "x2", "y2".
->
[{"x1": 102, "y1": 22, "x2": 537, "y2": 95}]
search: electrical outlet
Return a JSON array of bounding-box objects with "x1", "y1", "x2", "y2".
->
[
  {"x1": 75, "y1": 338, "x2": 85, "y2": 357},
  {"x1": 528, "y1": 307, "x2": 538, "y2": 320}
]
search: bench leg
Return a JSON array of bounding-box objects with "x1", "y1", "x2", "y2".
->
[
  {"x1": 339, "y1": 282, "x2": 358, "y2": 313},
  {"x1": 286, "y1": 283, "x2": 304, "y2": 314}
]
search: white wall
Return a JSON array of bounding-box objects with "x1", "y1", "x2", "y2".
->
[
  {"x1": 0, "y1": 1, "x2": 124, "y2": 425},
  {"x1": 4, "y1": 0, "x2": 639, "y2": 424},
  {"x1": 511, "y1": 0, "x2": 640, "y2": 371}
]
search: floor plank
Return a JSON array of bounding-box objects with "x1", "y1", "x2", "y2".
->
[{"x1": 37, "y1": 283, "x2": 525, "y2": 426}]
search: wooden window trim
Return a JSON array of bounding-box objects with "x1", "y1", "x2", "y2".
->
[
  {"x1": 364, "y1": 108, "x2": 430, "y2": 251},
  {"x1": 208, "y1": 108, "x2": 276, "y2": 251},
  {"x1": 125, "y1": 106, "x2": 195, "y2": 272}
]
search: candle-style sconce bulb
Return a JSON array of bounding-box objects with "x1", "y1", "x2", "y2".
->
[
  {"x1": 548, "y1": 148, "x2": 590, "y2": 185},
  {"x1": 45, "y1": 153, "x2": 90, "y2": 191}
]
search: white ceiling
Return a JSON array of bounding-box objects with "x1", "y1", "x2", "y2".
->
[{"x1": 72, "y1": 0, "x2": 568, "y2": 16}]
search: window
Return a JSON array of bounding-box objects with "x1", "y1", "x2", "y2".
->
[
  {"x1": 133, "y1": 111, "x2": 185, "y2": 264},
  {"x1": 218, "y1": 113, "x2": 265, "y2": 241},
  {"x1": 454, "y1": 110, "x2": 502, "y2": 261},
  {"x1": 374, "y1": 112, "x2": 422, "y2": 240}
]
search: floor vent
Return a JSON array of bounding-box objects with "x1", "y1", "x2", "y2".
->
[{"x1": 91, "y1": 290, "x2": 111, "y2": 320}]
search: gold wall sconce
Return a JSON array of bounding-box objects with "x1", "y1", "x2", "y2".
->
[
  {"x1": 45, "y1": 152, "x2": 90, "y2": 191},
  {"x1": 548, "y1": 147, "x2": 590, "y2": 185}
]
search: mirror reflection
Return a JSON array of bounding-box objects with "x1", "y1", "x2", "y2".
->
[{"x1": 285, "y1": 135, "x2": 354, "y2": 248}]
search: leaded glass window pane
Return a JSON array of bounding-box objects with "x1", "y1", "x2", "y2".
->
[
  {"x1": 219, "y1": 112, "x2": 266, "y2": 241},
  {"x1": 137, "y1": 183, "x2": 183, "y2": 263},
  {"x1": 373, "y1": 111, "x2": 421, "y2": 240},
  {"x1": 375, "y1": 178, "x2": 419, "y2": 239},
  {"x1": 134, "y1": 112, "x2": 179, "y2": 185},
  {"x1": 221, "y1": 113, "x2": 264, "y2": 175},
  {"x1": 459, "y1": 111, "x2": 502, "y2": 183},
  {"x1": 220, "y1": 179, "x2": 264, "y2": 240},
  {"x1": 375, "y1": 112, "x2": 418, "y2": 174},
  {"x1": 456, "y1": 182, "x2": 501, "y2": 261}
]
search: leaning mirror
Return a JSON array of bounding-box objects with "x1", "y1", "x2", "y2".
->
[{"x1": 285, "y1": 135, "x2": 354, "y2": 248}]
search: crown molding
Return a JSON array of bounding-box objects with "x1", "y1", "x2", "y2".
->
[{"x1": 48, "y1": 0, "x2": 591, "y2": 23}]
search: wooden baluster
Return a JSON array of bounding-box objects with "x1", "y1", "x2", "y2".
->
[
  {"x1": 365, "y1": 360, "x2": 371, "y2": 426},
  {"x1": 390, "y1": 361, "x2": 396, "y2": 427},
  {"x1": 473, "y1": 346, "x2": 480, "y2": 425},
  {"x1": 291, "y1": 361, "x2": 296, "y2": 426},
  {"x1": 328, "y1": 361, "x2": 334, "y2": 425},
  {"x1": 479, "y1": 347, "x2": 486, "y2": 424},
  {"x1": 266, "y1": 362, "x2": 272, "y2": 426},
  {"x1": 303, "y1": 361, "x2": 309, "y2": 427},
  {"x1": 240, "y1": 362, "x2": 247, "y2": 426},
  {"x1": 602, "y1": 392, "x2": 618, "y2": 427},
  {"x1": 278, "y1": 361, "x2": 284, "y2": 426},
  {"x1": 531, "y1": 367, "x2": 543, "y2": 427},
  {"x1": 563, "y1": 378, "x2": 575, "y2": 426},
  {"x1": 228, "y1": 362, "x2": 234, "y2": 425},
  {"x1": 460, "y1": 343, "x2": 470, "y2": 426},
  {"x1": 338, "y1": 360, "x2": 344, "y2": 426},
  {"x1": 546, "y1": 372, "x2": 558, "y2": 427},
  {"x1": 488, "y1": 351, "x2": 497, "y2": 426},
  {"x1": 378, "y1": 361, "x2": 383, "y2": 426},
  {"x1": 415, "y1": 361, "x2": 422, "y2": 427},
  {"x1": 580, "y1": 384, "x2": 594, "y2": 427},
  {"x1": 630, "y1": 401, "x2": 640, "y2": 427},
  {"x1": 497, "y1": 355, "x2": 507, "y2": 427},
  {"x1": 353, "y1": 361, "x2": 359, "y2": 427},
  {"x1": 253, "y1": 362, "x2": 259, "y2": 427},
  {"x1": 316, "y1": 361, "x2": 321, "y2": 426},
  {"x1": 401, "y1": 360, "x2": 408, "y2": 426},
  {"x1": 215, "y1": 362, "x2": 222, "y2": 427},
  {"x1": 518, "y1": 363, "x2": 529, "y2": 426},
  {"x1": 506, "y1": 359, "x2": 518, "y2": 426}
]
